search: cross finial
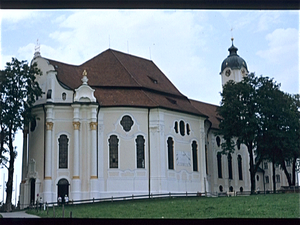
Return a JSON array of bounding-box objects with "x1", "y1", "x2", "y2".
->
[{"x1": 34, "y1": 39, "x2": 41, "y2": 58}]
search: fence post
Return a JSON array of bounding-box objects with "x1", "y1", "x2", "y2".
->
[
  {"x1": 62, "y1": 204, "x2": 65, "y2": 218},
  {"x1": 169, "y1": 192, "x2": 171, "y2": 197},
  {"x1": 132, "y1": 194, "x2": 134, "y2": 200},
  {"x1": 53, "y1": 205, "x2": 55, "y2": 218},
  {"x1": 186, "y1": 191, "x2": 187, "y2": 197},
  {"x1": 111, "y1": 196, "x2": 113, "y2": 202},
  {"x1": 93, "y1": 198, "x2": 94, "y2": 203},
  {"x1": 46, "y1": 203, "x2": 48, "y2": 215},
  {"x1": 70, "y1": 211, "x2": 72, "y2": 218}
]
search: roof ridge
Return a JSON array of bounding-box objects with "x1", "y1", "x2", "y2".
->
[{"x1": 110, "y1": 50, "x2": 143, "y2": 88}]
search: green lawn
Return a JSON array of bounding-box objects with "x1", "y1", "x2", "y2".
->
[{"x1": 26, "y1": 193, "x2": 300, "y2": 218}]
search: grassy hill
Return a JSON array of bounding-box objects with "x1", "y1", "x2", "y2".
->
[{"x1": 26, "y1": 193, "x2": 300, "y2": 218}]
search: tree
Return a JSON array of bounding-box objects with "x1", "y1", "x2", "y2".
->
[
  {"x1": 217, "y1": 73, "x2": 263, "y2": 194},
  {"x1": 217, "y1": 73, "x2": 298, "y2": 194},
  {"x1": 0, "y1": 58, "x2": 42, "y2": 211}
]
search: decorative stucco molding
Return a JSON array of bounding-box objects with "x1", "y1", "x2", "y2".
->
[
  {"x1": 46, "y1": 122, "x2": 53, "y2": 130},
  {"x1": 73, "y1": 121, "x2": 81, "y2": 130}
]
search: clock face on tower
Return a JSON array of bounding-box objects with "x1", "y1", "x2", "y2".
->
[{"x1": 225, "y1": 69, "x2": 231, "y2": 77}]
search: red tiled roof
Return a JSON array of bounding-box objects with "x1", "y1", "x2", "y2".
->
[
  {"x1": 190, "y1": 99, "x2": 221, "y2": 129},
  {"x1": 45, "y1": 49, "x2": 210, "y2": 117}
]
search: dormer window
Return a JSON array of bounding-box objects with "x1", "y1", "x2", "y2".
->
[{"x1": 148, "y1": 76, "x2": 158, "y2": 84}]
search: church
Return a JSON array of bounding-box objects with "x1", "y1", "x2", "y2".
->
[{"x1": 18, "y1": 41, "x2": 291, "y2": 208}]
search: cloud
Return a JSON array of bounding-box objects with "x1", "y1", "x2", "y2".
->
[{"x1": 257, "y1": 28, "x2": 298, "y2": 64}]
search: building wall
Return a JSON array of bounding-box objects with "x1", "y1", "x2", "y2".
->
[{"x1": 206, "y1": 130, "x2": 251, "y2": 194}]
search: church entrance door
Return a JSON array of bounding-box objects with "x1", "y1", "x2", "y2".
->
[{"x1": 57, "y1": 179, "x2": 69, "y2": 203}]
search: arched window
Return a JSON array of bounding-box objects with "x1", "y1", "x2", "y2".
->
[
  {"x1": 205, "y1": 145, "x2": 208, "y2": 175},
  {"x1": 136, "y1": 135, "x2": 145, "y2": 168},
  {"x1": 256, "y1": 175, "x2": 259, "y2": 181},
  {"x1": 265, "y1": 176, "x2": 269, "y2": 184},
  {"x1": 228, "y1": 153, "x2": 233, "y2": 179},
  {"x1": 219, "y1": 185, "x2": 223, "y2": 192},
  {"x1": 174, "y1": 121, "x2": 178, "y2": 133},
  {"x1": 276, "y1": 174, "x2": 280, "y2": 183},
  {"x1": 179, "y1": 120, "x2": 185, "y2": 136},
  {"x1": 192, "y1": 141, "x2": 198, "y2": 172},
  {"x1": 167, "y1": 137, "x2": 174, "y2": 170},
  {"x1": 229, "y1": 186, "x2": 233, "y2": 192},
  {"x1": 109, "y1": 135, "x2": 119, "y2": 168},
  {"x1": 186, "y1": 123, "x2": 190, "y2": 135},
  {"x1": 216, "y1": 136, "x2": 221, "y2": 147},
  {"x1": 217, "y1": 152, "x2": 222, "y2": 178},
  {"x1": 238, "y1": 155, "x2": 243, "y2": 180},
  {"x1": 59, "y1": 135, "x2": 69, "y2": 169},
  {"x1": 237, "y1": 139, "x2": 241, "y2": 150}
]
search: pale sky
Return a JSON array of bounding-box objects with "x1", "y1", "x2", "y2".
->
[{"x1": 0, "y1": 10, "x2": 299, "y2": 204}]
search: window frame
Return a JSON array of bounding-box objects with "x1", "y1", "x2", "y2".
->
[
  {"x1": 136, "y1": 135, "x2": 145, "y2": 169},
  {"x1": 192, "y1": 141, "x2": 198, "y2": 172},
  {"x1": 217, "y1": 152, "x2": 222, "y2": 179},
  {"x1": 109, "y1": 135, "x2": 119, "y2": 169},
  {"x1": 237, "y1": 155, "x2": 243, "y2": 180},
  {"x1": 167, "y1": 137, "x2": 174, "y2": 170},
  {"x1": 58, "y1": 134, "x2": 69, "y2": 169}
]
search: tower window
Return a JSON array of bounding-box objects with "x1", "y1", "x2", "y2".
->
[{"x1": 109, "y1": 135, "x2": 119, "y2": 168}]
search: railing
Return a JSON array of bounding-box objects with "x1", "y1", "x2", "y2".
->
[
  {"x1": 19, "y1": 192, "x2": 206, "y2": 210},
  {"x1": 14, "y1": 187, "x2": 300, "y2": 210}
]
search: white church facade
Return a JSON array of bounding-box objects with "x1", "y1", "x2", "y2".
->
[{"x1": 19, "y1": 42, "x2": 292, "y2": 208}]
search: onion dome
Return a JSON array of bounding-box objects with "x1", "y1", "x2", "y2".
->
[{"x1": 220, "y1": 39, "x2": 248, "y2": 74}]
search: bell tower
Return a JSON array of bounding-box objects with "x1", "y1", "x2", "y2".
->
[{"x1": 220, "y1": 38, "x2": 249, "y2": 87}]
